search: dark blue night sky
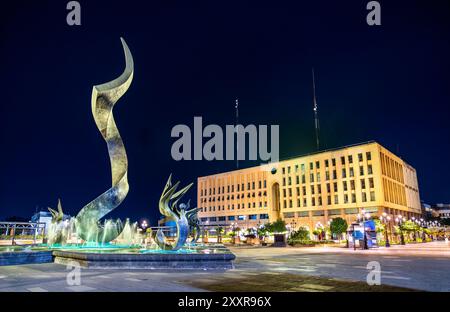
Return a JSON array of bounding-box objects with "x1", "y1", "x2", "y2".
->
[{"x1": 0, "y1": 0, "x2": 449, "y2": 224}]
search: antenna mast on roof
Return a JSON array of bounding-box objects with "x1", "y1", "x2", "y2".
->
[
  {"x1": 235, "y1": 98, "x2": 239, "y2": 169},
  {"x1": 312, "y1": 68, "x2": 320, "y2": 151}
]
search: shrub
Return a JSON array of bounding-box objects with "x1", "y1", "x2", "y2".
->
[
  {"x1": 289, "y1": 227, "x2": 310, "y2": 241},
  {"x1": 287, "y1": 239, "x2": 315, "y2": 246}
]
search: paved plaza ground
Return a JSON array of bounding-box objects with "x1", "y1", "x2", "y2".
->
[{"x1": 0, "y1": 242, "x2": 449, "y2": 292}]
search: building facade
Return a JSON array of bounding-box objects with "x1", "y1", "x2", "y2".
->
[
  {"x1": 431, "y1": 203, "x2": 450, "y2": 219},
  {"x1": 197, "y1": 141, "x2": 422, "y2": 232},
  {"x1": 30, "y1": 211, "x2": 52, "y2": 235}
]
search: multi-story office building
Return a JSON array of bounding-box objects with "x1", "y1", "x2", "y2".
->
[
  {"x1": 431, "y1": 203, "x2": 450, "y2": 219},
  {"x1": 197, "y1": 141, "x2": 421, "y2": 232}
]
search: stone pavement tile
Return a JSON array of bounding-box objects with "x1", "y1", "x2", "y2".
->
[
  {"x1": 287, "y1": 268, "x2": 316, "y2": 272},
  {"x1": 352, "y1": 265, "x2": 367, "y2": 269},
  {"x1": 124, "y1": 277, "x2": 141, "y2": 282},
  {"x1": 27, "y1": 287, "x2": 48, "y2": 292},
  {"x1": 66, "y1": 285, "x2": 97, "y2": 292},
  {"x1": 289, "y1": 287, "x2": 322, "y2": 292},
  {"x1": 30, "y1": 275, "x2": 52, "y2": 279},
  {"x1": 383, "y1": 275, "x2": 411, "y2": 280},
  {"x1": 300, "y1": 283, "x2": 334, "y2": 291}
]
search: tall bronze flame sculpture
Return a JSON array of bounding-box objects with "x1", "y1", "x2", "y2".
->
[{"x1": 75, "y1": 37, "x2": 134, "y2": 243}]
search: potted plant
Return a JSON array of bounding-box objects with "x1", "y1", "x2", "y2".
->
[
  {"x1": 245, "y1": 227, "x2": 257, "y2": 245},
  {"x1": 230, "y1": 227, "x2": 241, "y2": 244}
]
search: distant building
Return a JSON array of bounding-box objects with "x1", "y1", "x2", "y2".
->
[
  {"x1": 30, "y1": 211, "x2": 52, "y2": 235},
  {"x1": 421, "y1": 202, "x2": 434, "y2": 219},
  {"x1": 431, "y1": 203, "x2": 450, "y2": 219},
  {"x1": 30, "y1": 211, "x2": 71, "y2": 235},
  {"x1": 197, "y1": 141, "x2": 422, "y2": 232}
]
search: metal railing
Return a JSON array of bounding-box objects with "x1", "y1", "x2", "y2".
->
[{"x1": 0, "y1": 222, "x2": 47, "y2": 245}]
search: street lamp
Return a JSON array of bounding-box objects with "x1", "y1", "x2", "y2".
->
[
  {"x1": 357, "y1": 209, "x2": 370, "y2": 250},
  {"x1": 140, "y1": 219, "x2": 149, "y2": 231},
  {"x1": 380, "y1": 213, "x2": 391, "y2": 247},
  {"x1": 395, "y1": 215, "x2": 405, "y2": 245},
  {"x1": 327, "y1": 219, "x2": 332, "y2": 240}
]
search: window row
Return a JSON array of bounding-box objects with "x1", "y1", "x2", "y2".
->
[
  {"x1": 200, "y1": 214, "x2": 269, "y2": 222},
  {"x1": 281, "y1": 152, "x2": 372, "y2": 174},
  {"x1": 199, "y1": 201, "x2": 268, "y2": 212},
  {"x1": 282, "y1": 165, "x2": 373, "y2": 186},
  {"x1": 199, "y1": 191, "x2": 268, "y2": 203},
  {"x1": 282, "y1": 191, "x2": 376, "y2": 208},
  {"x1": 282, "y1": 178, "x2": 375, "y2": 198},
  {"x1": 200, "y1": 180, "x2": 267, "y2": 196},
  {"x1": 283, "y1": 208, "x2": 361, "y2": 219}
]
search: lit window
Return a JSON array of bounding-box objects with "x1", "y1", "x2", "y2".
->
[{"x1": 358, "y1": 153, "x2": 363, "y2": 162}]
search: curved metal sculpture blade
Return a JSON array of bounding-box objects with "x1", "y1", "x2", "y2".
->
[
  {"x1": 185, "y1": 205, "x2": 201, "y2": 243},
  {"x1": 75, "y1": 38, "x2": 134, "y2": 243},
  {"x1": 48, "y1": 198, "x2": 64, "y2": 223},
  {"x1": 155, "y1": 175, "x2": 193, "y2": 250},
  {"x1": 47, "y1": 199, "x2": 66, "y2": 245}
]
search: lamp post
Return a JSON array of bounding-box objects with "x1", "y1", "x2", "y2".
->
[
  {"x1": 380, "y1": 213, "x2": 391, "y2": 247},
  {"x1": 411, "y1": 217, "x2": 418, "y2": 242},
  {"x1": 357, "y1": 210, "x2": 370, "y2": 250},
  {"x1": 395, "y1": 215, "x2": 405, "y2": 245},
  {"x1": 327, "y1": 219, "x2": 332, "y2": 240}
]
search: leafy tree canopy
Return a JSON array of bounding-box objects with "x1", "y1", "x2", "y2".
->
[
  {"x1": 265, "y1": 219, "x2": 287, "y2": 233},
  {"x1": 330, "y1": 217, "x2": 348, "y2": 235}
]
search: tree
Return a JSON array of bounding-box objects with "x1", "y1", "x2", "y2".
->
[
  {"x1": 266, "y1": 219, "x2": 287, "y2": 234},
  {"x1": 329, "y1": 217, "x2": 348, "y2": 242}
]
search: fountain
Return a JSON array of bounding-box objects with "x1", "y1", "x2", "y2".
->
[{"x1": 0, "y1": 37, "x2": 235, "y2": 269}]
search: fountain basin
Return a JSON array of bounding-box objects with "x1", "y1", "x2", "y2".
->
[
  {"x1": 0, "y1": 247, "x2": 53, "y2": 266},
  {"x1": 53, "y1": 247, "x2": 235, "y2": 270}
]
